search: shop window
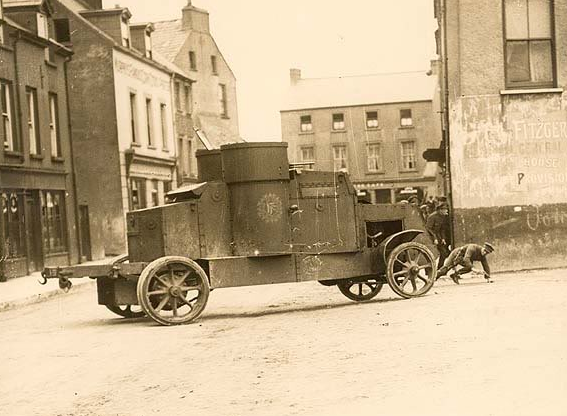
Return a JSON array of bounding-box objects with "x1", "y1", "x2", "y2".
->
[
  {"x1": 504, "y1": 0, "x2": 554, "y2": 88},
  {"x1": 332, "y1": 113, "x2": 345, "y2": 130},
  {"x1": 151, "y1": 180, "x2": 159, "y2": 207},
  {"x1": 367, "y1": 143, "x2": 383, "y2": 172},
  {"x1": 41, "y1": 191, "x2": 67, "y2": 254},
  {"x1": 333, "y1": 145, "x2": 348, "y2": 172},
  {"x1": 130, "y1": 178, "x2": 146, "y2": 210},
  {"x1": 300, "y1": 115, "x2": 312, "y2": 132},
  {"x1": 366, "y1": 111, "x2": 379, "y2": 129},
  {"x1": 1, "y1": 192, "x2": 25, "y2": 258}
]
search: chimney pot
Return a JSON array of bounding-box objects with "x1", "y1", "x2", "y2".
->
[{"x1": 290, "y1": 68, "x2": 301, "y2": 85}]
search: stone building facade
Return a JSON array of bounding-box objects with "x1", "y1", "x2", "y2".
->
[
  {"x1": 0, "y1": 0, "x2": 79, "y2": 279},
  {"x1": 435, "y1": 0, "x2": 567, "y2": 270},
  {"x1": 281, "y1": 70, "x2": 443, "y2": 204},
  {"x1": 50, "y1": 0, "x2": 181, "y2": 259},
  {"x1": 152, "y1": 0, "x2": 240, "y2": 184}
]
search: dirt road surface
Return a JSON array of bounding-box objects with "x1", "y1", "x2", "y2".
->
[{"x1": 1, "y1": 269, "x2": 566, "y2": 416}]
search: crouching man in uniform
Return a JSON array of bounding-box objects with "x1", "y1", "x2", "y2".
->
[{"x1": 437, "y1": 242, "x2": 495, "y2": 284}]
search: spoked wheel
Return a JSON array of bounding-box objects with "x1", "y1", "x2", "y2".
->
[
  {"x1": 105, "y1": 304, "x2": 145, "y2": 319},
  {"x1": 386, "y1": 242, "x2": 436, "y2": 299},
  {"x1": 137, "y1": 256, "x2": 210, "y2": 326},
  {"x1": 338, "y1": 279, "x2": 384, "y2": 302}
]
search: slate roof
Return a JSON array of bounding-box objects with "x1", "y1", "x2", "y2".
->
[
  {"x1": 281, "y1": 71, "x2": 437, "y2": 112},
  {"x1": 152, "y1": 19, "x2": 187, "y2": 63}
]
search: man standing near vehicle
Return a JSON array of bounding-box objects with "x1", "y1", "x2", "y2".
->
[
  {"x1": 437, "y1": 242, "x2": 495, "y2": 284},
  {"x1": 426, "y1": 201, "x2": 450, "y2": 269}
]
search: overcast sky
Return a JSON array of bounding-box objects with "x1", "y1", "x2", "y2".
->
[{"x1": 103, "y1": 0, "x2": 438, "y2": 142}]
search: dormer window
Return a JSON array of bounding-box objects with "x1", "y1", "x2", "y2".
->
[
  {"x1": 144, "y1": 29, "x2": 152, "y2": 59},
  {"x1": 37, "y1": 13, "x2": 48, "y2": 39},
  {"x1": 120, "y1": 16, "x2": 130, "y2": 48}
]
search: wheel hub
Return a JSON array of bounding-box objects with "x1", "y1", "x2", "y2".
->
[
  {"x1": 409, "y1": 265, "x2": 419, "y2": 275},
  {"x1": 169, "y1": 286, "x2": 182, "y2": 297}
]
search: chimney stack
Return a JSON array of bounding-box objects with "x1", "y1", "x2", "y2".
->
[
  {"x1": 182, "y1": 1, "x2": 210, "y2": 32},
  {"x1": 290, "y1": 68, "x2": 302, "y2": 85},
  {"x1": 428, "y1": 59, "x2": 440, "y2": 76}
]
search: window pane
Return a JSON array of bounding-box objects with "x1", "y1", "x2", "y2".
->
[
  {"x1": 505, "y1": 0, "x2": 528, "y2": 39},
  {"x1": 528, "y1": 0, "x2": 551, "y2": 38},
  {"x1": 530, "y1": 40, "x2": 553, "y2": 82},
  {"x1": 506, "y1": 41, "x2": 530, "y2": 82}
]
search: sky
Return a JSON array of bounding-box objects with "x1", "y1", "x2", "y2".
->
[{"x1": 103, "y1": 0, "x2": 438, "y2": 142}]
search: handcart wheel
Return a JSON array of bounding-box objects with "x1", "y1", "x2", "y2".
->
[
  {"x1": 137, "y1": 256, "x2": 210, "y2": 326},
  {"x1": 105, "y1": 305, "x2": 145, "y2": 319},
  {"x1": 386, "y1": 242, "x2": 436, "y2": 299},
  {"x1": 337, "y1": 279, "x2": 383, "y2": 301}
]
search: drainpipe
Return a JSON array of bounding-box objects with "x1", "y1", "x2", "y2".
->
[
  {"x1": 64, "y1": 56, "x2": 83, "y2": 264},
  {"x1": 441, "y1": 0, "x2": 455, "y2": 247}
]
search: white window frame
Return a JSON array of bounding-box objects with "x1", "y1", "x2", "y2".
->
[
  {"x1": 333, "y1": 145, "x2": 348, "y2": 172},
  {"x1": 1, "y1": 81, "x2": 15, "y2": 152},
  {"x1": 37, "y1": 13, "x2": 48, "y2": 39},
  {"x1": 400, "y1": 109, "x2": 413, "y2": 127},
  {"x1": 367, "y1": 143, "x2": 382, "y2": 172},
  {"x1": 366, "y1": 111, "x2": 379, "y2": 129},
  {"x1": 145, "y1": 97, "x2": 153, "y2": 147},
  {"x1": 129, "y1": 92, "x2": 138, "y2": 144},
  {"x1": 120, "y1": 17, "x2": 130, "y2": 48},
  {"x1": 300, "y1": 146, "x2": 314, "y2": 163},
  {"x1": 144, "y1": 30, "x2": 152, "y2": 59},
  {"x1": 27, "y1": 88, "x2": 40, "y2": 155},
  {"x1": 401, "y1": 141, "x2": 417, "y2": 171},
  {"x1": 300, "y1": 115, "x2": 312, "y2": 132},
  {"x1": 160, "y1": 103, "x2": 168, "y2": 150},
  {"x1": 332, "y1": 113, "x2": 345, "y2": 130},
  {"x1": 49, "y1": 93, "x2": 61, "y2": 157}
]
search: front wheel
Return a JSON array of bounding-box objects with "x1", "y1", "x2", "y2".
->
[
  {"x1": 137, "y1": 256, "x2": 210, "y2": 326},
  {"x1": 386, "y1": 242, "x2": 436, "y2": 299}
]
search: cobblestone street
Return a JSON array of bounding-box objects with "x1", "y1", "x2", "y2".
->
[{"x1": 1, "y1": 270, "x2": 566, "y2": 416}]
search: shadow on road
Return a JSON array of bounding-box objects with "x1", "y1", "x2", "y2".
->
[{"x1": 201, "y1": 296, "x2": 405, "y2": 322}]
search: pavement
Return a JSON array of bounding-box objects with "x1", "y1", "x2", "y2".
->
[{"x1": 0, "y1": 256, "x2": 120, "y2": 312}]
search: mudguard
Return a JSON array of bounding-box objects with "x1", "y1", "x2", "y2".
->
[{"x1": 379, "y1": 229, "x2": 424, "y2": 265}]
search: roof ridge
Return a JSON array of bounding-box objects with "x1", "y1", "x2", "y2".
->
[
  {"x1": 300, "y1": 70, "x2": 429, "y2": 82},
  {"x1": 153, "y1": 18, "x2": 181, "y2": 24}
]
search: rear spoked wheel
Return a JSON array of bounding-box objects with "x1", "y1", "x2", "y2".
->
[
  {"x1": 338, "y1": 279, "x2": 383, "y2": 302},
  {"x1": 386, "y1": 242, "x2": 436, "y2": 299},
  {"x1": 137, "y1": 256, "x2": 210, "y2": 326}
]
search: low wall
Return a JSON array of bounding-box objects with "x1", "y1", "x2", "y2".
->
[{"x1": 453, "y1": 203, "x2": 567, "y2": 272}]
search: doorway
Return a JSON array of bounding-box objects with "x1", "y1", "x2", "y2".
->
[{"x1": 79, "y1": 205, "x2": 92, "y2": 262}]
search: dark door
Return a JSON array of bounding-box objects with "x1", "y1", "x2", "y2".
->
[
  {"x1": 26, "y1": 191, "x2": 43, "y2": 272},
  {"x1": 79, "y1": 205, "x2": 92, "y2": 262}
]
